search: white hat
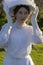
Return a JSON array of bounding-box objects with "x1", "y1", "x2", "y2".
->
[
  {"x1": 2, "y1": 0, "x2": 37, "y2": 23},
  {"x1": 3, "y1": 0, "x2": 36, "y2": 9}
]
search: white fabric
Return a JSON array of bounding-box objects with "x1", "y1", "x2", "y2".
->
[
  {"x1": 0, "y1": 21, "x2": 43, "y2": 65},
  {"x1": 3, "y1": 54, "x2": 34, "y2": 65},
  {"x1": 31, "y1": 7, "x2": 42, "y2": 35},
  {"x1": 2, "y1": 1, "x2": 12, "y2": 23},
  {"x1": 3, "y1": 0, "x2": 36, "y2": 8},
  {"x1": 31, "y1": 7, "x2": 43, "y2": 43},
  {"x1": 0, "y1": 22, "x2": 12, "y2": 47}
]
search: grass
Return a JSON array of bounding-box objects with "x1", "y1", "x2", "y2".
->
[
  {"x1": 31, "y1": 44, "x2": 43, "y2": 65},
  {"x1": 0, "y1": 51, "x2": 5, "y2": 65},
  {"x1": 0, "y1": 44, "x2": 43, "y2": 65}
]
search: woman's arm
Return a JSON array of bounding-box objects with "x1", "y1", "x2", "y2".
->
[
  {"x1": 0, "y1": 23, "x2": 12, "y2": 47},
  {"x1": 0, "y1": 1, "x2": 12, "y2": 47},
  {"x1": 0, "y1": 24, "x2": 8, "y2": 47},
  {"x1": 31, "y1": 6, "x2": 43, "y2": 43},
  {"x1": 32, "y1": 31, "x2": 43, "y2": 44}
]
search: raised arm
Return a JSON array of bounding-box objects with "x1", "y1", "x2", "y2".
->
[
  {"x1": 31, "y1": 6, "x2": 43, "y2": 43},
  {"x1": 0, "y1": 1, "x2": 12, "y2": 47}
]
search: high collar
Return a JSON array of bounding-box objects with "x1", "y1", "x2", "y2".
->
[{"x1": 14, "y1": 20, "x2": 27, "y2": 29}]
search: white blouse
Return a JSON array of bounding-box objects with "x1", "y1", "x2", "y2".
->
[{"x1": 0, "y1": 21, "x2": 43, "y2": 58}]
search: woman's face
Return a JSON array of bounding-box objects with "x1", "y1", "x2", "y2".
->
[{"x1": 15, "y1": 7, "x2": 30, "y2": 23}]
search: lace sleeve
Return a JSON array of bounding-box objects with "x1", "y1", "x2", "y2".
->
[
  {"x1": 31, "y1": 26, "x2": 43, "y2": 44},
  {"x1": 0, "y1": 23, "x2": 12, "y2": 47}
]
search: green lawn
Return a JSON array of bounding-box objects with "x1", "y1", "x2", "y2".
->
[
  {"x1": 31, "y1": 44, "x2": 43, "y2": 65},
  {"x1": 0, "y1": 44, "x2": 43, "y2": 65},
  {"x1": 0, "y1": 51, "x2": 5, "y2": 65}
]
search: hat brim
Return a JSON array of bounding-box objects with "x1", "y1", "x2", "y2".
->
[
  {"x1": 3, "y1": 0, "x2": 36, "y2": 16},
  {"x1": 9, "y1": 4, "x2": 35, "y2": 17}
]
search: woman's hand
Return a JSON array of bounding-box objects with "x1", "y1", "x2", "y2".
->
[
  {"x1": 31, "y1": 6, "x2": 39, "y2": 21},
  {"x1": 31, "y1": 6, "x2": 39, "y2": 30}
]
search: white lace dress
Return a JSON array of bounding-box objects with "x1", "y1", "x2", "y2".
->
[{"x1": 0, "y1": 21, "x2": 43, "y2": 65}]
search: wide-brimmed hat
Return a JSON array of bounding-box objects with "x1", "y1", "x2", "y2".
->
[{"x1": 2, "y1": 0, "x2": 36, "y2": 16}]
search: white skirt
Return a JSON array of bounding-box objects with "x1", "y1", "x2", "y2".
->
[{"x1": 3, "y1": 54, "x2": 34, "y2": 65}]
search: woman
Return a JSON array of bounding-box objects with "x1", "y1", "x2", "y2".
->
[{"x1": 0, "y1": 0, "x2": 43, "y2": 65}]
